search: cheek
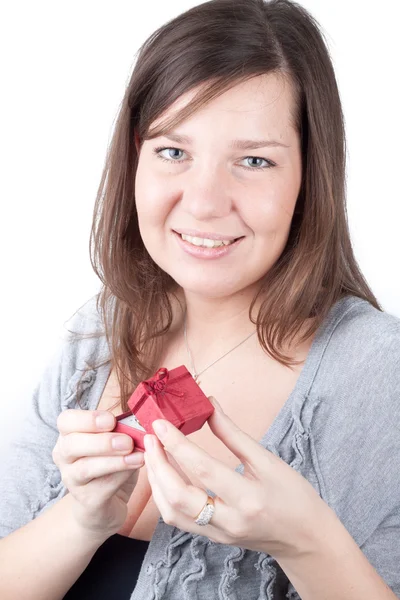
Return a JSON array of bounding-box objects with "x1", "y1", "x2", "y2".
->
[
  {"x1": 245, "y1": 184, "x2": 297, "y2": 236},
  {"x1": 135, "y1": 163, "x2": 173, "y2": 221}
]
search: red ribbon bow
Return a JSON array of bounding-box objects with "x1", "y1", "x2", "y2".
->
[{"x1": 132, "y1": 368, "x2": 190, "y2": 425}]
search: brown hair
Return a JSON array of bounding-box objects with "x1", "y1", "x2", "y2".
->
[{"x1": 71, "y1": 0, "x2": 381, "y2": 411}]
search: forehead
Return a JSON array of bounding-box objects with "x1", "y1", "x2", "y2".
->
[{"x1": 148, "y1": 73, "x2": 297, "y2": 136}]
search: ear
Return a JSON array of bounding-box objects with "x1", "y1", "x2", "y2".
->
[{"x1": 134, "y1": 129, "x2": 141, "y2": 154}]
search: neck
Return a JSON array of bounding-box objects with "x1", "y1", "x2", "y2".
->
[
  {"x1": 173, "y1": 285, "x2": 261, "y2": 356},
  {"x1": 167, "y1": 285, "x2": 315, "y2": 372}
]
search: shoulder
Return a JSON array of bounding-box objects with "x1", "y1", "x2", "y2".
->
[
  {"x1": 60, "y1": 293, "x2": 111, "y2": 371},
  {"x1": 328, "y1": 296, "x2": 400, "y2": 352},
  {"x1": 63, "y1": 293, "x2": 106, "y2": 339},
  {"x1": 308, "y1": 296, "x2": 400, "y2": 485},
  {"x1": 312, "y1": 296, "x2": 400, "y2": 406},
  {"x1": 34, "y1": 294, "x2": 111, "y2": 420},
  {"x1": 307, "y1": 298, "x2": 400, "y2": 545}
]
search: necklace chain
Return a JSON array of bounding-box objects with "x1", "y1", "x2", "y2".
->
[{"x1": 183, "y1": 311, "x2": 257, "y2": 382}]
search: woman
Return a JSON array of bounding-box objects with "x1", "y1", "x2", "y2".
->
[{"x1": 1, "y1": 0, "x2": 399, "y2": 598}]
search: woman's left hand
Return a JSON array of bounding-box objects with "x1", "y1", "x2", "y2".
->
[{"x1": 143, "y1": 396, "x2": 336, "y2": 561}]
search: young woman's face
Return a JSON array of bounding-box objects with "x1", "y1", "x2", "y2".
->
[{"x1": 135, "y1": 74, "x2": 302, "y2": 299}]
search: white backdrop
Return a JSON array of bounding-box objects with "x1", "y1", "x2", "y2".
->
[{"x1": 1, "y1": 1, "x2": 399, "y2": 451}]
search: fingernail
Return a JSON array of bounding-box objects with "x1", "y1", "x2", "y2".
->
[
  {"x1": 209, "y1": 396, "x2": 221, "y2": 411},
  {"x1": 112, "y1": 436, "x2": 132, "y2": 450},
  {"x1": 124, "y1": 452, "x2": 144, "y2": 465},
  {"x1": 152, "y1": 420, "x2": 167, "y2": 440},
  {"x1": 144, "y1": 434, "x2": 154, "y2": 452},
  {"x1": 95, "y1": 411, "x2": 115, "y2": 430}
]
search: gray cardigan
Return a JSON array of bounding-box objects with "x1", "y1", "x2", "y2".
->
[{"x1": 1, "y1": 294, "x2": 400, "y2": 599}]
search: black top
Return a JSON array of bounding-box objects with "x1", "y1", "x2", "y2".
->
[{"x1": 63, "y1": 534, "x2": 150, "y2": 600}]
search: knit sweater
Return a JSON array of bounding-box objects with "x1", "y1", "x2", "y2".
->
[{"x1": 1, "y1": 294, "x2": 399, "y2": 599}]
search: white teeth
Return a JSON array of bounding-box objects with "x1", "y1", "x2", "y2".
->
[{"x1": 180, "y1": 233, "x2": 235, "y2": 248}]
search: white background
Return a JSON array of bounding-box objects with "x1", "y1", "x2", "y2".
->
[{"x1": 0, "y1": 1, "x2": 399, "y2": 451}]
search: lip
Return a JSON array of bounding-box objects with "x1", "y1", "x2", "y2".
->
[
  {"x1": 172, "y1": 230, "x2": 244, "y2": 259},
  {"x1": 172, "y1": 228, "x2": 242, "y2": 242}
]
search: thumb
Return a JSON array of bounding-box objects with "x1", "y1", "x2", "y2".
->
[{"x1": 208, "y1": 395, "x2": 223, "y2": 411}]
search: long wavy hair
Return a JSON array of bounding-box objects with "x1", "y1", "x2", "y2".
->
[{"x1": 71, "y1": 0, "x2": 381, "y2": 412}]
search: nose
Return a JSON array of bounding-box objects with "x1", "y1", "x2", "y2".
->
[{"x1": 180, "y1": 165, "x2": 233, "y2": 220}]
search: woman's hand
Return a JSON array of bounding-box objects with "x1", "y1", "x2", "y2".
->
[
  {"x1": 143, "y1": 397, "x2": 336, "y2": 561},
  {"x1": 52, "y1": 409, "x2": 144, "y2": 540}
]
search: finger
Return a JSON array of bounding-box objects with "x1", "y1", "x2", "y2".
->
[
  {"x1": 207, "y1": 397, "x2": 273, "y2": 474},
  {"x1": 165, "y1": 451, "x2": 193, "y2": 486},
  {"x1": 144, "y1": 436, "x2": 227, "y2": 531},
  {"x1": 66, "y1": 466, "x2": 142, "y2": 507},
  {"x1": 149, "y1": 423, "x2": 245, "y2": 506},
  {"x1": 144, "y1": 435, "x2": 205, "y2": 516},
  {"x1": 64, "y1": 453, "x2": 144, "y2": 486},
  {"x1": 57, "y1": 409, "x2": 116, "y2": 435},
  {"x1": 58, "y1": 432, "x2": 134, "y2": 463}
]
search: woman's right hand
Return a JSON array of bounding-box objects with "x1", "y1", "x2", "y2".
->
[{"x1": 52, "y1": 409, "x2": 144, "y2": 540}]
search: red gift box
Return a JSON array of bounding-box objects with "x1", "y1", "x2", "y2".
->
[{"x1": 113, "y1": 365, "x2": 214, "y2": 451}]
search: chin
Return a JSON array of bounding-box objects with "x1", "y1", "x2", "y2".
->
[
  {"x1": 146, "y1": 245, "x2": 268, "y2": 298},
  {"x1": 165, "y1": 269, "x2": 253, "y2": 299}
]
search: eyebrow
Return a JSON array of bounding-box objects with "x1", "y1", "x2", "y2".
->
[{"x1": 161, "y1": 132, "x2": 289, "y2": 149}]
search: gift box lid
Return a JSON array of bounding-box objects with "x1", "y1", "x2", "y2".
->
[
  {"x1": 127, "y1": 365, "x2": 211, "y2": 423},
  {"x1": 114, "y1": 365, "x2": 214, "y2": 450}
]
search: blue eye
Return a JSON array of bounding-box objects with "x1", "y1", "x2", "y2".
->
[
  {"x1": 152, "y1": 146, "x2": 275, "y2": 171},
  {"x1": 244, "y1": 157, "x2": 270, "y2": 169},
  {"x1": 156, "y1": 147, "x2": 184, "y2": 161}
]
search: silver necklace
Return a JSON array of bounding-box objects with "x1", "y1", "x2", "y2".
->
[{"x1": 183, "y1": 311, "x2": 257, "y2": 383}]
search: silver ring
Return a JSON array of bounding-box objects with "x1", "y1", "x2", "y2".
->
[{"x1": 194, "y1": 494, "x2": 215, "y2": 526}]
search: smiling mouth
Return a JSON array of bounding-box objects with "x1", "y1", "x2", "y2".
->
[{"x1": 176, "y1": 232, "x2": 243, "y2": 248}]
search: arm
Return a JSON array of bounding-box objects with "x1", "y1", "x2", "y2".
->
[
  {"x1": 280, "y1": 314, "x2": 400, "y2": 598},
  {"x1": 0, "y1": 297, "x2": 110, "y2": 598},
  {"x1": 277, "y1": 509, "x2": 398, "y2": 600},
  {"x1": 0, "y1": 494, "x2": 108, "y2": 600},
  {"x1": 0, "y1": 296, "x2": 105, "y2": 538}
]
